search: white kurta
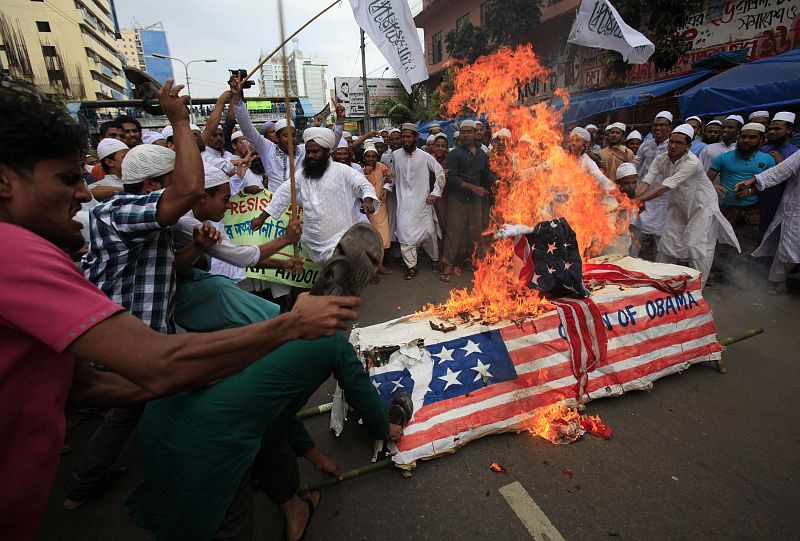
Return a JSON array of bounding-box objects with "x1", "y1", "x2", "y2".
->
[
  {"x1": 753, "y1": 149, "x2": 800, "y2": 265},
  {"x1": 643, "y1": 152, "x2": 739, "y2": 261},
  {"x1": 632, "y1": 138, "x2": 669, "y2": 235},
  {"x1": 699, "y1": 141, "x2": 736, "y2": 172},
  {"x1": 202, "y1": 147, "x2": 235, "y2": 175},
  {"x1": 578, "y1": 153, "x2": 616, "y2": 193},
  {"x1": 391, "y1": 148, "x2": 445, "y2": 246},
  {"x1": 266, "y1": 160, "x2": 378, "y2": 264},
  {"x1": 234, "y1": 101, "x2": 344, "y2": 192}
]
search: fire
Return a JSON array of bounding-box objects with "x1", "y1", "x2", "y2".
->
[
  {"x1": 524, "y1": 398, "x2": 613, "y2": 444},
  {"x1": 426, "y1": 45, "x2": 632, "y2": 323}
]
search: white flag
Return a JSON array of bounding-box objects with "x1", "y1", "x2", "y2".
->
[
  {"x1": 348, "y1": 0, "x2": 428, "y2": 92},
  {"x1": 567, "y1": 0, "x2": 655, "y2": 64}
]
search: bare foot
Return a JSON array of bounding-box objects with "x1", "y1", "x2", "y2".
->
[{"x1": 281, "y1": 491, "x2": 320, "y2": 541}]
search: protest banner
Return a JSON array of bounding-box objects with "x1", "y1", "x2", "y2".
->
[{"x1": 222, "y1": 190, "x2": 320, "y2": 288}]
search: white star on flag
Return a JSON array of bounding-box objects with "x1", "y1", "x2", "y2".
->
[
  {"x1": 470, "y1": 360, "x2": 493, "y2": 382},
  {"x1": 547, "y1": 242, "x2": 557, "y2": 253},
  {"x1": 373, "y1": 380, "x2": 381, "y2": 391},
  {"x1": 389, "y1": 378, "x2": 404, "y2": 393},
  {"x1": 432, "y1": 346, "x2": 454, "y2": 362},
  {"x1": 461, "y1": 340, "x2": 482, "y2": 356},
  {"x1": 547, "y1": 266, "x2": 556, "y2": 274},
  {"x1": 438, "y1": 367, "x2": 462, "y2": 389},
  {"x1": 564, "y1": 261, "x2": 572, "y2": 269},
  {"x1": 531, "y1": 272, "x2": 541, "y2": 285},
  {"x1": 563, "y1": 242, "x2": 570, "y2": 248},
  {"x1": 550, "y1": 221, "x2": 558, "y2": 228}
]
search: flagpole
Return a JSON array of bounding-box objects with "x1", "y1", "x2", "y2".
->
[
  {"x1": 246, "y1": 0, "x2": 340, "y2": 82},
  {"x1": 360, "y1": 28, "x2": 370, "y2": 132},
  {"x1": 277, "y1": 0, "x2": 299, "y2": 258}
]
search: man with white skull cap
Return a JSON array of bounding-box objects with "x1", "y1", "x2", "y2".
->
[
  {"x1": 566, "y1": 127, "x2": 616, "y2": 192},
  {"x1": 68, "y1": 81, "x2": 219, "y2": 510},
  {"x1": 756, "y1": 112, "x2": 799, "y2": 241},
  {"x1": 632, "y1": 124, "x2": 739, "y2": 285},
  {"x1": 89, "y1": 138, "x2": 129, "y2": 200},
  {"x1": 599, "y1": 122, "x2": 634, "y2": 181},
  {"x1": 230, "y1": 76, "x2": 345, "y2": 193},
  {"x1": 250, "y1": 127, "x2": 379, "y2": 265},
  {"x1": 699, "y1": 114, "x2": 742, "y2": 171},
  {"x1": 631, "y1": 110, "x2": 673, "y2": 261}
]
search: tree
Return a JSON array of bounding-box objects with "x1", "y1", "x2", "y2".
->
[
  {"x1": 445, "y1": 20, "x2": 490, "y2": 65},
  {"x1": 603, "y1": 0, "x2": 702, "y2": 79},
  {"x1": 484, "y1": 0, "x2": 542, "y2": 47}
]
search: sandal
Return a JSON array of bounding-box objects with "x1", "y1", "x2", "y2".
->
[
  {"x1": 440, "y1": 273, "x2": 451, "y2": 282},
  {"x1": 378, "y1": 266, "x2": 393, "y2": 275},
  {"x1": 63, "y1": 466, "x2": 128, "y2": 511},
  {"x1": 283, "y1": 491, "x2": 320, "y2": 541},
  {"x1": 403, "y1": 267, "x2": 418, "y2": 280}
]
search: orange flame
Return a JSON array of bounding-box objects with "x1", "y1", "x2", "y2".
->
[
  {"x1": 426, "y1": 45, "x2": 632, "y2": 323},
  {"x1": 525, "y1": 399, "x2": 584, "y2": 445}
]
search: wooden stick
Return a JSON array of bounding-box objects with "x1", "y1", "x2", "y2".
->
[
  {"x1": 246, "y1": 0, "x2": 341, "y2": 81},
  {"x1": 296, "y1": 402, "x2": 333, "y2": 419},
  {"x1": 714, "y1": 327, "x2": 764, "y2": 374},
  {"x1": 277, "y1": 0, "x2": 299, "y2": 257},
  {"x1": 297, "y1": 458, "x2": 392, "y2": 493}
]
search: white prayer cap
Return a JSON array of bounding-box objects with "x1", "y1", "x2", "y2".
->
[
  {"x1": 459, "y1": 120, "x2": 476, "y2": 129},
  {"x1": 570, "y1": 127, "x2": 592, "y2": 143},
  {"x1": 749, "y1": 111, "x2": 769, "y2": 120},
  {"x1": 604, "y1": 124, "x2": 612, "y2": 131},
  {"x1": 261, "y1": 121, "x2": 275, "y2": 134},
  {"x1": 189, "y1": 124, "x2": 201, "y2": 132},
  {"x1": 121, "y1": 144, "x2": 176, "y2": 184},
  {"x1": 426, "y1": 134, "x2": 436, "y2": 143},
  {"x1": 585, "y1": 124, "x2": 598, "y2": 131},
  {"x1": 275, "y1": 118, "x2": 295, "y2": 132},
  {"x1": 492, "y1": 128, "x2": 512, "y2": 139},
  {"x1": 388, "y1": 128, "x2": 401, "y2": 135},
  {"x1": 671, "y1": 123, "x2": 695, "y2": 140},
  {"x1": 363, "y1": 144, "x2": 378, "y2": 155},
  {"x1": 141, "y1": 131, "x2": 166, "y2": 145},
  {"x1": 342, "y1": 131, "x2": 352, "y2": 139},
  {"x1": 302, "y1": 127, "x2": 336, "y2": 150},
  {"x1": 707, "y1": 120, "x2": 723, "y2": 127},
  {"x1": 161, "y1": 125, "x2": 174, "y2": 138},
  {"x1": 685, "y1": 116, "x2": 702, "y2": 124},
  {"x1": 725, "y1": 114, "x2": 744, "y2": 125},
  {"x1": 626, "y1": 130, "x2": 642, "y2": 141},
  {"x1": 773, "y1": 111, "x2": 796, "y2": 124},
  {"x1": 204, "y1": 163, "x2": 229, "y2": 190},
  {"x1": 616, "y1": 162, "x2": 637, "y2": 178},
  {"x1": 655, "y1": 111, "x2": 673, "y2": 123},
  {"x1": 430, "y1": 122, "x2": 441, "y2": 128},
  {"x1": 371, "y1": 136, "x2": 385, "y2": 143},
  {"x1": 474, "y1": 120, "x2": 484, "y2": 127},
  {"x1": 336, "y1": 137, "x2": 350, "y2": 149},
  {"x1": 434, "y1": 133, "x2": 448, "y2": 142},
  {"x1": 231, "y1": 130, "x2": 244, "y2": 141},
  {"x1": 519, "y1": 133, "x2": 533, "y2": 144},
  {"x1": 401, "y1": 122, "x2": 418, "y2": 133},
  {"x1": 741, "y1": 122, "x2": 766, "y2": 133},
  {"x1": 97, "y1": 138, "x2": 129, "y2": 160},
  {"x1": 608, "y1": 122, "x2": 626, "y2": 131}
]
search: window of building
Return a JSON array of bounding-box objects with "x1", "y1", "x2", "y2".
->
[
  {"x1": 480, "y1": 2, "x2": 490, "y2": 27},
  {"x1": 432, "y1": 31, "x2": 443, "y2": 64},
  {"x1": 31, "y1": 0, "x2": 44, "y2": 2},
  {"x1": 456, "y1": 14, "x2": 471, "y2": 29},
  {"x1": 36, "y1": 21, "x2": 51, "y2": 32}
]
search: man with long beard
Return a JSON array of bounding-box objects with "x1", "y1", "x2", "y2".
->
[{"x1": 251, "y1": 127, "x2": 378, "y2": 265}]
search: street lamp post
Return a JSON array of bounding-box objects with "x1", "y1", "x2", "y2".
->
[{"x1": 149, "y1": 54, "x2": 216, "y2": 120}]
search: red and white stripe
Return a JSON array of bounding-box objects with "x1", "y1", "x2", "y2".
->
[{"x1": 391, "y1": 279, "x2": 721, "y2": 466}]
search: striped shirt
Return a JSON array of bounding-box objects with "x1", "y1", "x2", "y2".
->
[{"x1": 82, "y1": 190, "x2": 176, "y2": 333}]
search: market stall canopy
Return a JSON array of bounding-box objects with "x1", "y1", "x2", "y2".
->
[
  {"x1": 551, "y1": 71, "x2": 712, "y2": 125},
  {"x1": 679, "y1": 48, "x2": 800, "y2": 118}
]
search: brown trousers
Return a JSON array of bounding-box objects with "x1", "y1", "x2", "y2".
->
[{"x1": 443, "y1": 197, "x2": 483, "y2": 265}]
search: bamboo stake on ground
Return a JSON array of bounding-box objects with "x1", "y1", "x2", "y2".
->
[
  {"x1": 714, "y1": 327, "x2": 764, "y2": 373},
  {"x1": 297, "y1": 458, "x2": 393, "y2": 493},
  {"x1": 296, "y1": 402, "x2": 333, "y2": 419}
]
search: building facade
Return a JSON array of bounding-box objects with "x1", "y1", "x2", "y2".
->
[
  {"x1": 118, "y1": 22, "x2": 174, "y2": 84},
  {"x1": 258, "y1": 47, "x2": 328, "y2": 115},
  {"x1": 415, "y1": 0, "x2": 800, "y2": 103},
  {"x1": 0, "y1": 0, "x2": 127, "y2": 100}
]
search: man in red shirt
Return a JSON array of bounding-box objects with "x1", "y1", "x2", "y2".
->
[{"x1": 0, "y1": 81, "x2": 362, "y2": 540}]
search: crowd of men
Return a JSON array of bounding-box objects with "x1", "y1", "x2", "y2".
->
[{"x1": 2, "y1": 71, "x2": 799, "y2": 541}]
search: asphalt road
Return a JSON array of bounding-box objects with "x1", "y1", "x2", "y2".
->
[{"x1": 39, "y1": 256, "x2": 800, "y2": 541}]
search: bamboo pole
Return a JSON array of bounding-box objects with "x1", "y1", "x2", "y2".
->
[
  {"x1": 297, "y1": 458, "x2": 392, "y2": 493},
  {"x1": 718, "y1": 327, "x2": 764, "y2": 346},
  {"x1": 296, "y1": 402, "x2": 333, "y2": 419},
  {"x1": 246, "y1": 0, "x2": 341, "y2": 82},
  {"x1": 277, "y1": 0, "x2": 299, "y2": 257}
]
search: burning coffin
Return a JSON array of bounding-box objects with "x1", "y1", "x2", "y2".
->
[{"x1": 335, "y1": 256, "x2": 722, "y2": 468}]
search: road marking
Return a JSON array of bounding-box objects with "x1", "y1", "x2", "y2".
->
[{"x1": 499, "y1": 481, "x2": 566, "y2": 541}]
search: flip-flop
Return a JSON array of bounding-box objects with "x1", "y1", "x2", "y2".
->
[
  {"x1": 310, "y1": 224, "x2": 383, "y2": 296},
  {"x1": 63, "y1": 466, "x2": 128, "y2": 511},
  {"x1": 283, "y1": 491, "x2": 320, "y2": 541},
  {"x1": 403, "y1": 267, "x2": 418, "y2": 280}
]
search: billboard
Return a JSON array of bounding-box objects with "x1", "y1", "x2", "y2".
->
[{"x1": 333, "y1": 77, "x2": 407, "y2": 117}]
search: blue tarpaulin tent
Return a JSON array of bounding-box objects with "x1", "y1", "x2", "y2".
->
[
  {"x1": 679, "y1": 48, "x2": 800, "y2": 117},
  {"x1": 550, "y1": 71, "x2": 713, "y2": 125}
]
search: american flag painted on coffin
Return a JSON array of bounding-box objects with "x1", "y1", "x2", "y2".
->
[{"x1": 344, "y1": 257, "x2": 722, "y2": 467}]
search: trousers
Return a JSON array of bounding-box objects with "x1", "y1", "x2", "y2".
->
[
  {"x1": 656, "y1": 251, "x2": 713, "y2": 287},
  {"x1": 443, "y1": 197, "x2": 483, "y2": 265},
  {"x1": 400, "y1": 232, "x2": 439, "y2": 269}
]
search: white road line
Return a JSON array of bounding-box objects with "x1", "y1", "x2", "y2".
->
[{"x1": 499, "y1": 481, "x2": 566, "y2": 541}]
